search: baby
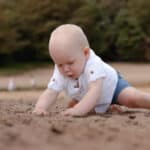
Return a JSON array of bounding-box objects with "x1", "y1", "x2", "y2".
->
[{"x1": 33, "y1": 24, "x2": 150, "y2": 116}]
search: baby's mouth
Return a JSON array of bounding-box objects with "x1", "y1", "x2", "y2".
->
[
  {"x1": 68, "y1": 74, "x2": 73, "y2": 78},
  {"x1": 67, "y1": 73, "x2": 76, "y2": 79},
  {"x1": 66, "y1": 72, "x2": 77, "y2": 79}
]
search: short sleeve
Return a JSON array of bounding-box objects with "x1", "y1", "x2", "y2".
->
[
  {"x1": 85, "y1": 59, "x2": 106, "y2": 82},
  {"x1": 47, "y1": 65, "x2": 65, "y2": 92}
]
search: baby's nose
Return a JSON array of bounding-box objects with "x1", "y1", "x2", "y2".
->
[{"x1": 63, "y1": 64, "x2": 70, "y2": 72}]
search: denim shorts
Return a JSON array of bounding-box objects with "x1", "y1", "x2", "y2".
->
[{"x1": 111, "y1": 72, "x2": 131, "y2": 104}]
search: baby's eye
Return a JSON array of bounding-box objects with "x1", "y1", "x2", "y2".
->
[
  {"x1": 68, "y1": 62, "x2": 74, "y2": 65},
  {"x1": 58, "y1": 64, "x2": 62, "y2": 67}
]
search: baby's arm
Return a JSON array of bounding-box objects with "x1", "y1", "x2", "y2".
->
[
  {"x1": 63, "y1": 78, "x2": 103, "y2": 116},
  {"x1": 33, "y1": 88, "x2": 58, "y2": 115}
]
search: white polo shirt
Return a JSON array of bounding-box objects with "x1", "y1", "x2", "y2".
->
[{"x1": 48, "y1": 50, "x2": 118, "y2": 113}]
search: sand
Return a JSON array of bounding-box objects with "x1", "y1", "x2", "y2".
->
[{"x1": 0, "y1": 63, "x2": 150, "y2": 150}]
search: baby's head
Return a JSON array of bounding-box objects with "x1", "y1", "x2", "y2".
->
[{"x1": 49, "y1": 24, "x2": 90, "y2": 79}]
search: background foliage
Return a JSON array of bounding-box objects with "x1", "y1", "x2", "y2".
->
[{"x1": 0, "y1": 0, "x2": 150, "y2": 64}]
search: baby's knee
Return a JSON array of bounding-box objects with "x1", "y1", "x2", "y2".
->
[
  {"x1": 118, "y1": 88, "x2": 140, "y2": 108},
  {"x1": 126, "y1": 98, "x2": 139, "y2": 107}
]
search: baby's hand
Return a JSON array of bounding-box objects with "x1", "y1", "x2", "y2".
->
[
  {"x1": 61, "y1": 108, "x2": 85, "y2": 117},
  {"x1": 32, "y1": 108, "x2": 48, "y2": 116}
]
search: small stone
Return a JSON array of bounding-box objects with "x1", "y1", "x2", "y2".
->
[
  {"x1": 129, "y1": 115, "x2": 136, "y2": 119},
  {"x1": 50, "y1": 126, "x2": 63, "y2": 135}
]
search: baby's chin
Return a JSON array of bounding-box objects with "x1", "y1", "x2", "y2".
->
[{"x1": 67, "y1": 74, "x2": 79, "y2": 80}]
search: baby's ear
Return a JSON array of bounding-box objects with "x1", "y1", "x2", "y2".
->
[{"x1": 83, "y1": 47, "x2": 90, "y2": 59}]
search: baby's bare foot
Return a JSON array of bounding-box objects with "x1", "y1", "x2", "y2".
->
[{"x1": 108, "y1": 104, "x2": 126, "y2": 113}]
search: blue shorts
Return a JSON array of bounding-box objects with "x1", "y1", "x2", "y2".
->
[{"x1": 111, "y1": 72, "x2": 131, "y2": 104}]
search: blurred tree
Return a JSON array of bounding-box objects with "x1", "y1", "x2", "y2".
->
[
  {"x1": 115, "y1": 8, "x2": 145, "y2": 61},
  {"x1": 128, "y1": 0, "x2": 150, "y2": 61},
  {"x1": 0, "y1": 0, "x2": 149, "y2": 62},
  {"x1": 0, "y1": 0, "x2": 85, "y2": 62}
]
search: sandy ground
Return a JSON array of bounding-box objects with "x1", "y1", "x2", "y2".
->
[{"x1": 0, "y1": 63, "x2": 150, "y2": 150}]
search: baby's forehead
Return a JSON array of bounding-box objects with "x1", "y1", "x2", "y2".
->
[{"x1": 52, "y1": 44, "x2": 80, "y2": 57}]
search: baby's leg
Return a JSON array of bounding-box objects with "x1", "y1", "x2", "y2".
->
[{"x1": 117, "y1": 87, "x2": 150, "y2": 109}]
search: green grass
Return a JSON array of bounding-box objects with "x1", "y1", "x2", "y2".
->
[{"x1": 0, "y1": 61, "x2": 52, "y2": 76}]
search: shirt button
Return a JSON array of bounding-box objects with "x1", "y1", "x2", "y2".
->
[{"x1": 90, "y1": 70, "x2": 94, "y2": 74}]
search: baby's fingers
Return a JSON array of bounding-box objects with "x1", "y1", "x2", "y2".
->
[
  {"x1": 61, "y1": 109, "x2": 74, "y2": 116},
  {"x1": 33, "y1": 109, "x2": 48, "y2": 116}
]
